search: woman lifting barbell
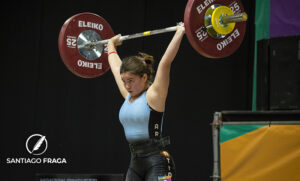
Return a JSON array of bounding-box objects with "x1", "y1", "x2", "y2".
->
[{"x1": 107, "y1": 23, "x2": 185, "y2": 181}]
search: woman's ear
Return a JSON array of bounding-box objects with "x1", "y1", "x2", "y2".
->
[{"x1": 142, "y1": 73, "x2": 148, "y2": 82}]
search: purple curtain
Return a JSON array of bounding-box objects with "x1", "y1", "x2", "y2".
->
[{"x1": 270, "y1": 0, "x2": 300, "y2": 37}]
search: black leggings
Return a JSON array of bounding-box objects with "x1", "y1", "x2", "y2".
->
[{"x1": 125, "y1": 151, "x2": 176, "y2": 181}]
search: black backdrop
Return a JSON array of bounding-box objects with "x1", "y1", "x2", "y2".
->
[{"x1": 2, "y1": 0, "x2": 254, "y2": 180}]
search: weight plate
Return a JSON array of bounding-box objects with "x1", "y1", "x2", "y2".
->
[
  {"x1": 184, "y1": 0, "x2": 246, "y2": 58},
  {"x1": 58, "y1": 12, "x2": 114, "y2": 78},
  {"x1": 211, "y1": 6, "x2": 235, "y2": 35}
]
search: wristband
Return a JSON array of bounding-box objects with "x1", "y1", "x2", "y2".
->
[{"x1": 108, "y1": 51, "x2": 117, "y2": 56}]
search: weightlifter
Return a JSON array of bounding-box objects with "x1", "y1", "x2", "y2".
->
[{"x1": 107, "y1": 23, "x2": 185, "y2": 181}]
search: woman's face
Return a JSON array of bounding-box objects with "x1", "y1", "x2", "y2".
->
[{"x1": 121, "y1": 72, "x2": 148, "y2": 97}]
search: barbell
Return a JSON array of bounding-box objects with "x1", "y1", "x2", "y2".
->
[{"x1": 58, "y1": 0, "x2": 248, "y2": 78}]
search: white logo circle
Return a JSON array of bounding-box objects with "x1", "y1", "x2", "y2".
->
[{"x1": 25, "y1": 134, "x2": 48, "y2": 155}]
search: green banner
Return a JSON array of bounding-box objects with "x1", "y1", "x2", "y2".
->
[
  {"x1": 252, "y1": 0, "x2": 270, "y2": 110},
  {"x1": 220, "y1": 124, "x2": 265, "y2": 143}
]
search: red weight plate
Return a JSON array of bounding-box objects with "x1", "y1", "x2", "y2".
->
[
  {"x1": 58, "y1": 12, "x2": 114, "y2": 78},
  {"x1": 184, "y1": 0, "x2": 246, "y2": 58}
]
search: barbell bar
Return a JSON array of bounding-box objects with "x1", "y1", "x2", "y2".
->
[
  {"x1": 58, "y1": 0, "x2": 248, "y2": 78},
  {"x1": 77, "y1": 25, "x2": 178, "y2": 50},
  {"x1": 78, "y1": 10, "x2": 247, "y2": 50}
]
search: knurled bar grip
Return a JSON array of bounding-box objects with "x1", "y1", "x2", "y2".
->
[{"x1": 94, "y1": 26, "x2": 178, "y2": 45}]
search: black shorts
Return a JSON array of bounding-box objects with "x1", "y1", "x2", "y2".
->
[
  {"x1": 125, "y1": 137, "x2": 176, "y2": 181},
  {"x1": 126, "y1": 151, "x2": 176, "y2": 181}
]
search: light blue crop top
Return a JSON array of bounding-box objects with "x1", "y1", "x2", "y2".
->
[{"x1": 119, "y1": 91, "x2": 164, "y2": 143}]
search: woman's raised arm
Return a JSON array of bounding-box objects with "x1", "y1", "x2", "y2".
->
[
  {"x1": 147, "y1": 24, "x2": 185, "y2": 112},
  {"x1": 107, "y1": 34, "x2": 128, "y2": 99}
]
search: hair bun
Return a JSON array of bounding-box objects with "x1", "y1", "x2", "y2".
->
[
  {"x1": 138, "y1": 52, "x2": 154, "y2": 66},
  {"x1": 145, "y1": 59, "x2": 152, "y2": 64}
]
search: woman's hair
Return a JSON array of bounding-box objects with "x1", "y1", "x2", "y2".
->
[{"x1": 120, "y1": 52, "x2": 155, "y2": 84}]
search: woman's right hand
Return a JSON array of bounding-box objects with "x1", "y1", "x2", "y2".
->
[
  {"x1": 176, "y1": 22, "x2": 185, "y2": 34},
  {"x1": 108, "y1": 34, "x2": 123, "y2": 47}
]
